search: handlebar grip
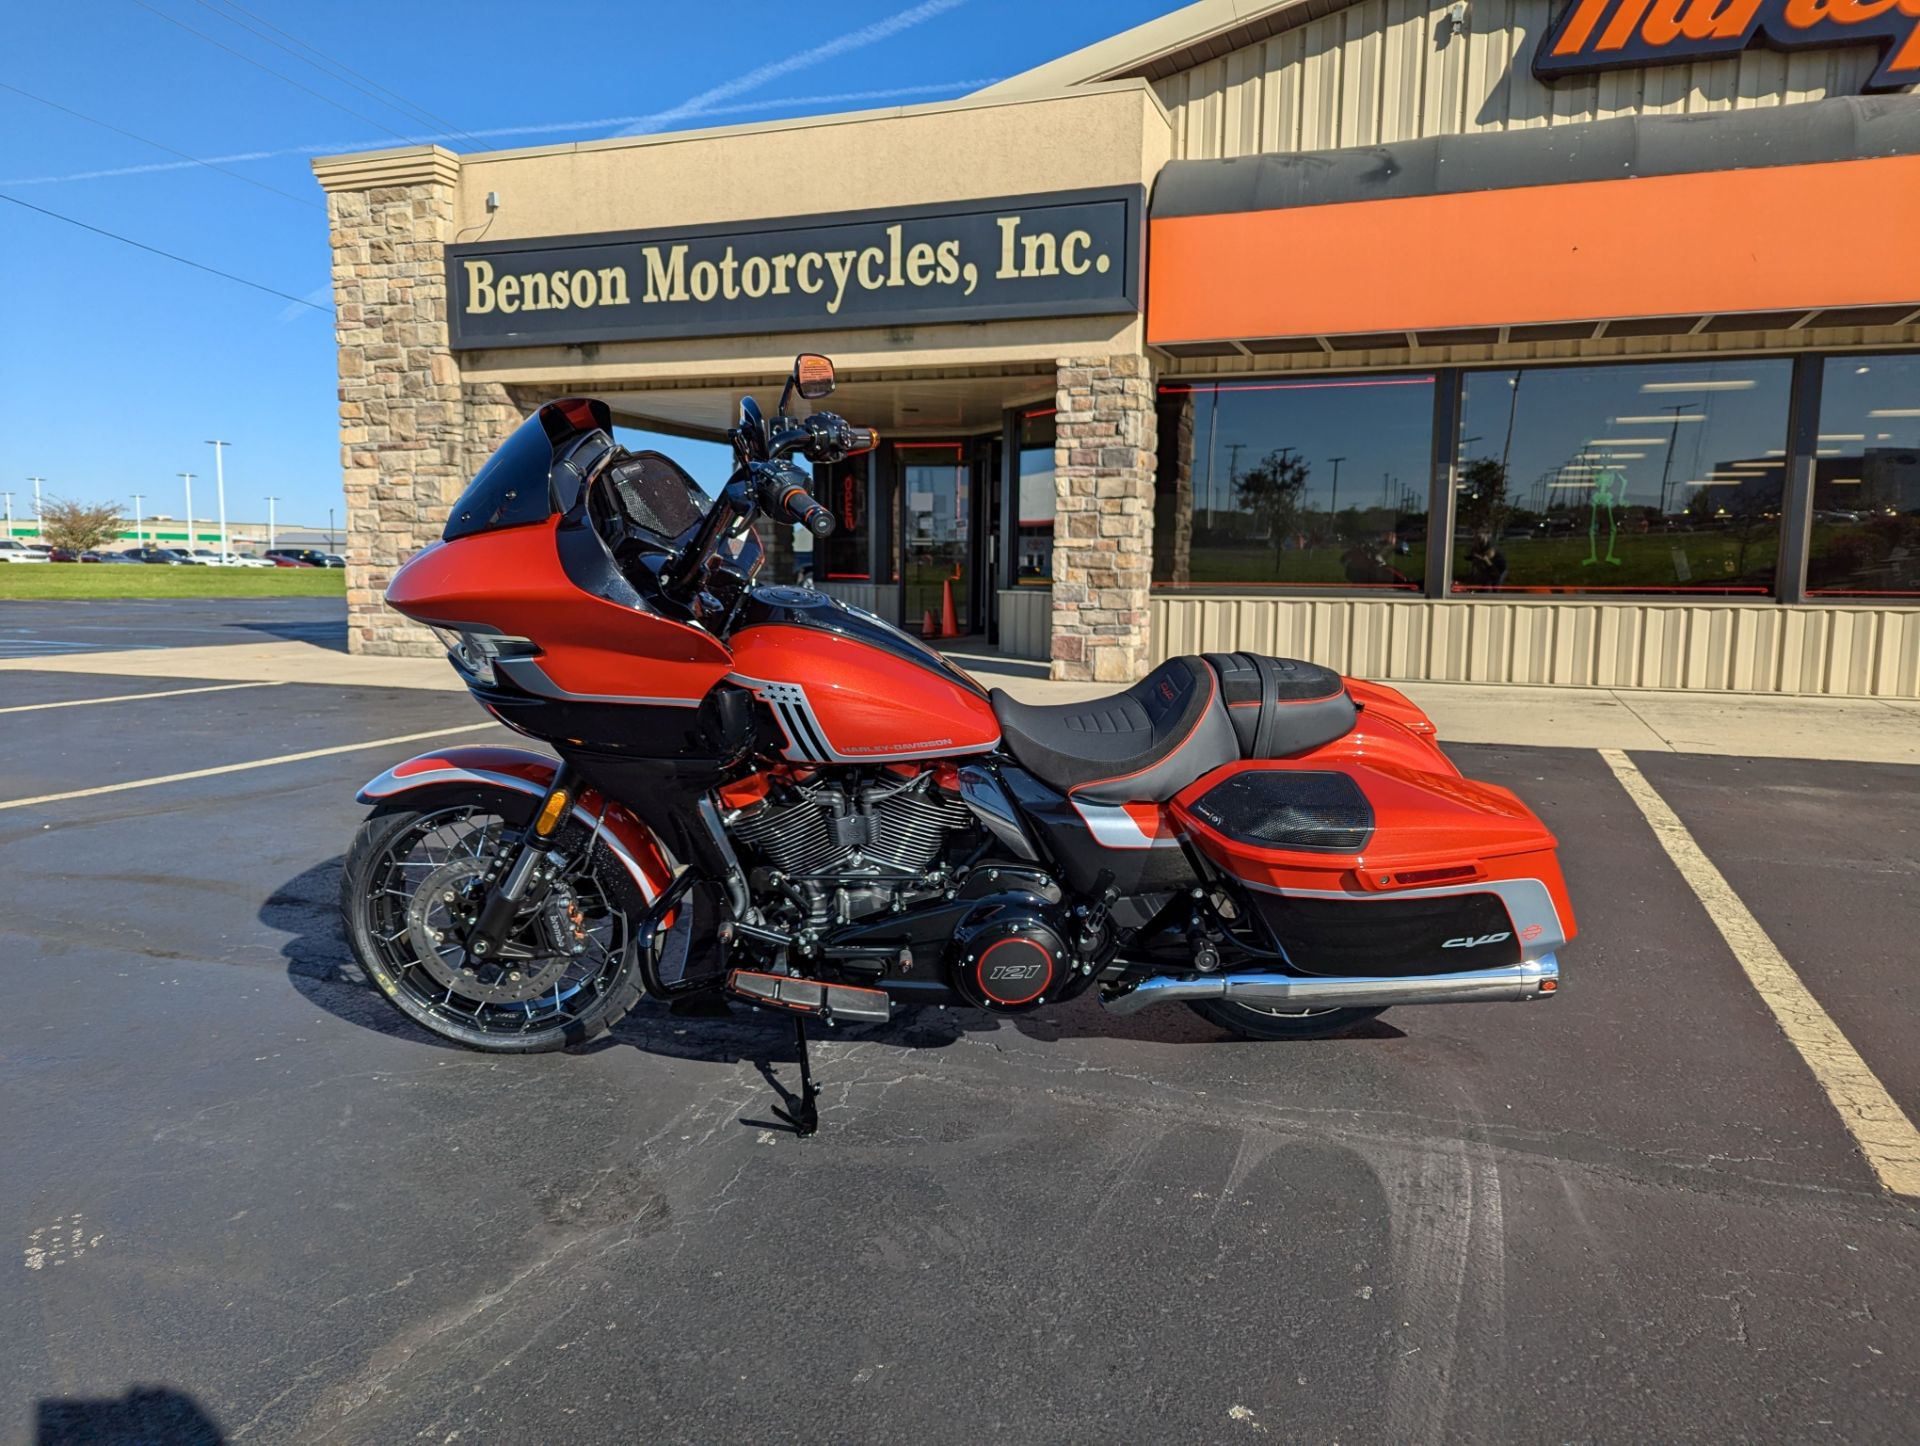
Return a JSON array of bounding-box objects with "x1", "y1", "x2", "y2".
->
[
  {"x1": 778, "y1": 485, "x2": 837, "y2": 537},
  {"x1": 843, "y1": 426, "x2": 877, "y2": 455}
]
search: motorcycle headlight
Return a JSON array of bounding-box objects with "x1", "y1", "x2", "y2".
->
[{"x1": 427, "y1": 627, "x2": 536, "y2": 687}]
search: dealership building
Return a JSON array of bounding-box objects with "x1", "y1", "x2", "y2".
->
[{"x1": 315, "y1": 0, "x2": 1920, "y2": 697}]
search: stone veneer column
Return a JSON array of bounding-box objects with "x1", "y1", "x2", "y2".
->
[
  {"x1": 318, "y1": 147, "x2": 521, "y2": 656},
  {"x1": 1049, "y1": 354, "x2": 1158, "y2": 683}
]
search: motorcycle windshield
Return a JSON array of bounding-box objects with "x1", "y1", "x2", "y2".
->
[{"x1": 444, "y1": 398, "x2": 612, "y2": 542}]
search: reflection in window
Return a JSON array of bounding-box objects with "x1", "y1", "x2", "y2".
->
[
  {"x1": 1153, "y1": 377, "x2": 1433, "y2": 591},
  {"x1": 1808, "y1": 354, "x2": 1920, "y2": 597},
  {"x1": 815, "y1": 457, "x2": 870, "y2": 583},
  {"x1": 1452, "y1": 360, "x2": 1792, "y2": 595},
  {"x1": 1014, "y1": 407, "x2": 1057, "y2": 585}
]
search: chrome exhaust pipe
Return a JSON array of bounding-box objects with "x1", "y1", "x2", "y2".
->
[{"x1": 1101, "y1": 955, "x2": 1559, "y2": 1017}]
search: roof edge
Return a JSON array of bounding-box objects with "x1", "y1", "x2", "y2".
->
[
  {"x1": 973, "y1": 0, "x2": 1303, "y2": 98},
  {"x1": 311, "y1": 80, "x2": 1164, "y2": 184}
]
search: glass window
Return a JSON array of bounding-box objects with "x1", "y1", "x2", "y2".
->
[
  {"x1": 1808, "y1": 354, "x2": 1920, "y2": 598},
  {"x1": 1153, "y1": 376, "x2": 1433, "y2": 592},
  {"x1": 897, "y1": 443, "x2": 971, "y2": 634},
  {"x1": 1452, "y1": 359, "x2": 1792, "y2": 595},
  {"x1": 1013, "y1": 407, "x2": 1056, "y2": 586}
]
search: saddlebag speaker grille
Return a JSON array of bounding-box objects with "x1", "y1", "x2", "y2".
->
[
  {"x1": 1253, "y1": 890, "x2": 1523, "y2": 974},
  {"x1": 1186, "y1": 770, "x2": 1374, "y2": 853}
]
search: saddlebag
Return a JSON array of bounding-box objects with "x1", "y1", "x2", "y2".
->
[{"x1": 1170, "y1": 759, "x2": 1576, "y2": 977}]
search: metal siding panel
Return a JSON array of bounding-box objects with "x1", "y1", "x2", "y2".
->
[
  {"x1": 1227, "y1": 42, "x2": 1265, "y2": 156},
  {"x1": 1422, "y1": 3, "x2": 1468, "y2": 136},
  {"x1": 1376, "y1": 0, "x2": 1423, "y2": 144},
  {"x1": 1147, "y1": 599, "x2": 1920, "y2": 697},
  {"x1": 1340, "y1": 0, "x2": 1386, "y2": 147},
  {"x1": 1299, "y1": 15, "x2": 1346, "y2": 152},
  {"x1": 1466, "y1": 0, "x2": 1515, "y2": 133}
]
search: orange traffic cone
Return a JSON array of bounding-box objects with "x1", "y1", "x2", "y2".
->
[
  {"x1": 939, "y1": 578, "x2": 961, "y2": 638},
  {"x1": 923, "y1": 608, "x2": 939, "y2": 638}
]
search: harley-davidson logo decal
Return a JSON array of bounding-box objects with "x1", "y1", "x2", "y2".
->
[{"x1": 1534, "y1": 0, "x2": 1920, "y2": 93}]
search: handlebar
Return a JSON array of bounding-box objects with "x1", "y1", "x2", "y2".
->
[
  {"x1": 775, "y1": 483, "x2": 836, "y2": 537},
  {"x1": 661, "y1": 402, "x2": 869, "y2": 605}
]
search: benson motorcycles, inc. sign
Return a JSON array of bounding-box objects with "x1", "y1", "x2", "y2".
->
[
  {"x1": 446, "y1": 187, "x2": 1142, "y2": 350},
  {"x1": 1536, "y1": 0, "x2": 1920, "y2": 91}
]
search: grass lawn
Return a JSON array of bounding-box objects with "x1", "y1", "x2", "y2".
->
[{"x1": 0, "y1": 566, "x2": 348, "y2": 600}]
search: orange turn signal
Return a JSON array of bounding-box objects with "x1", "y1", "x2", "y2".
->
[{"x1": 534, "y1": 788, "x2": 570, "y2": 837}]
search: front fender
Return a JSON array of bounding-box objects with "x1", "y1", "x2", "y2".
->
[{"x1": 358, "y1": 745, "x2": 672, "y2": 900}]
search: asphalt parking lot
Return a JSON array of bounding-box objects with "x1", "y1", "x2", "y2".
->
[
  {"x1": 0, "y1": 597, "x2": 344, "y2": 660},
  {"x1": 3, "y1": 640, "x2": 1918, "y2": 1442}
]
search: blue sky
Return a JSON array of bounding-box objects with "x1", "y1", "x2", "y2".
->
[{"x1": 1, "y1": 0, "x2": 1173, "y2": 527}]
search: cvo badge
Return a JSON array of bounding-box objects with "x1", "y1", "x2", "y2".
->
[{"x1": 1535, "y1": 0, "x2": 1920, "y2": 93}]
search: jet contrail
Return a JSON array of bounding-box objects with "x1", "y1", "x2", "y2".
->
[
  {"x1": 0, "y1": 78, "x2": 997, "y2": 188},
  {"x1": 614, "y1": 0, "x2": 969, "y2": 136}
]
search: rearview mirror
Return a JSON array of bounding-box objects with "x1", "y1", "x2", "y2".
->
[{"x1": 793, "y1": 353, "x2": 835, "y2": 400}]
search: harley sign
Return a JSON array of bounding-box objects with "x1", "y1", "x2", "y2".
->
[
  {"x1": 1535, "y1": 0, "x2": 1920, "y2": 91},
  {"x1": 446, "y1": 187, "x2": 1141, "y2": 350}
]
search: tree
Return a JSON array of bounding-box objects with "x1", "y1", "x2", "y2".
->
[
  {"x1": 1457, "y1": 456, "x2": 1508, "y2": 537},
  {"x1": 1235, "y1": 448, "x2": 1309, "y2": 574},
  {"x1": 40, "y1": 497, "x2": 125, "y2": 554}
]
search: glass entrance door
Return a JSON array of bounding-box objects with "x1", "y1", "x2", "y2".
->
[{"x1": 895, "y1": 443, "x2": 972, "y2": 638}]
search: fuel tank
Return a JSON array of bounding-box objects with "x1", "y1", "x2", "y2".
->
[{"x1": 726, "y1": 586, "x2": 1001, "y2": 763}]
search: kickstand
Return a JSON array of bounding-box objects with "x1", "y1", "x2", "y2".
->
[{"x1": 772, "y1": 1014, "x2": 820, "y2": 1138}]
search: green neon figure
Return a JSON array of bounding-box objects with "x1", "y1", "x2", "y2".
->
[{"x1": 1583, "y1": 467, "x2": 1624, "y2": 566}]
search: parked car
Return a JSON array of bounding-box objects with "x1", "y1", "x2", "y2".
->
[
  {"x1": 80, "y1": 550, "x2": 143, "y2": 564},
  {"x1": 265, "y1": 547, "x2": 336, "y2": 568},
  {"x1": 129, "y1": 547, "x2": 194, "y2": 565},
  {"x1": 187, "y1": 549, "x2": 225, "y2": 566},
  {"x1": 322, "y1": 553, "x2": 347, "y2": 568},
  {"x1": 47, "y1": 548, "x2": 81, "y2": 563},
  {"x1": 267, "y1": 553, "x2": 313, "y2": 567},
  {"x1": 220, "y1": 553, "x2": 275, "y2": 568},
  {"x1": 0, "y1": 539, "x2": 50, "y2": 563}
]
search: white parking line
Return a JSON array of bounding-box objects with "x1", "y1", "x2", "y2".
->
[
  {"x1": 0, "y1": 681, "x2": 284, "y2": 715},
  {"x1": 0, "y1": 724, "x2": 495, "y2": 813},
  {"x1": 1602, "y1": 748, "x2": 1920, "y2": 1196}
]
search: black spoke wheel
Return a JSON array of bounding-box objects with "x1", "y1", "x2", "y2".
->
[
  {"x1": 1186, "y1": 999, "x2": 1385, "y2": 1041},
  {"x1": 340, "y1": 785, "x2": 648, "y2": 1053}
]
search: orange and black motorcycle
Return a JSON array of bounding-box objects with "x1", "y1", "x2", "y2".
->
[{"x1": 343, "y1": 354, "x2": 1575, "y2": 1133}]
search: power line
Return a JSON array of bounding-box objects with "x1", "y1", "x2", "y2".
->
[
  {"x1": 126, "y1": 0, "x2": 416, "y2": 144},
  {"x1": 0, "y1": 80, "x2": 322, "y2": 211},
  {"x1": 0, "y1": 192, "x2": 328, "y2": 311},
  {"x1": 198, "y1": 0, "x2": 482, "y2": 146}
]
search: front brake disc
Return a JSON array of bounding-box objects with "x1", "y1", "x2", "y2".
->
[{"x1": 405, "y1": 857, "x2": 572, "y2": 1004}]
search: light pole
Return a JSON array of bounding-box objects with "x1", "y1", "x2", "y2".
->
[
  {"x1": 2, "y1": 491, "x2": 12, "y2": 538},
  {"x1": 179, "y1": 472, "x2": 195, "y2": 552},
  {"x1": 265, "y1": 495, "x2": 278, "y2": 551},
  {"x1": 1326, "y1": 456, "x2": 1346, "y2": 530},
  {"x1": 1654, "y1": 401, "x2": 1695, "y2": 516},
  {"x1": 206, "y1": 441, "x2": 231, "y2": 562},
  {"x1": 328, "y1": 507, "x2": 335, "y2": 551},
  {"x1": 131, "y1": 493, "x2": 145, "y2": 548},
  {"x1": 28, "y1": 477, "x2": 45, "y2": 538}
]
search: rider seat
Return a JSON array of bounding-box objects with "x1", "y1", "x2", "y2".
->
[{"x1": 989, "y1": 653, "x2": 1358, "y2": 804}]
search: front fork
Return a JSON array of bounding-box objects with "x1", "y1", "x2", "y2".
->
[{"x1": 462, "y1": 762, "x2": 580, "y2": 960}]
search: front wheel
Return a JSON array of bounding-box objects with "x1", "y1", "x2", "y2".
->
[
  {"x1": 339, "y1": 785, "x2": 647, "y2": 1053},
  {"x1": 1187, "y1": 1000, "x2": 1385, "y2": 1041}
]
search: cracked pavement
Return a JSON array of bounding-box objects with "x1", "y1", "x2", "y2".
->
[{"x1": 2, "y1": 663, "x2": 1918, "y2": 1443}]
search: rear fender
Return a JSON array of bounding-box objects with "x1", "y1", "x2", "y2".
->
[
  {"x1": 358, "y1": 745, "x2": 672, "y2": 900},
  {"x1": 1344, "y1": 678, "x2": 1437, "y2": 739}
]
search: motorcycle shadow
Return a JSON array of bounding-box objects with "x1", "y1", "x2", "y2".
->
[{"x1": 266, "y1": 858, "x2": 1403, "y2": 1066}]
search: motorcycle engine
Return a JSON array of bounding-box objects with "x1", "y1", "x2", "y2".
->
[{"x1": 725, "y1": 767, "x2": 974, "y2": 927}]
